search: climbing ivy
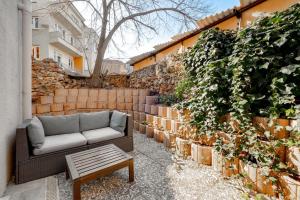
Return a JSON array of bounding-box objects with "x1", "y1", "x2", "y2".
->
[
  {"x1": 181, "y1": 28, "x2": 236, "y2": 137},
  {"x1": 178, "y1": 4, "x2": 300, "y2": 168},
  {"x1": 229, "y1": 4, "x2": 300, "y2": 168}
]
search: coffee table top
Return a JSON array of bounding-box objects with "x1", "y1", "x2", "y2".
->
[{"x1": 66, "y1": 144, "x2": 133, "y2": 180}]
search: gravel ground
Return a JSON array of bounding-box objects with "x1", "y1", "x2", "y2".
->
[{"x1": 57, "y1": 131, "x2": 247, "y2": 200}]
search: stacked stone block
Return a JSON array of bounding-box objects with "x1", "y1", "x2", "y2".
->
[{"x1": 32, "y1": 88, "x2": 143, "y2": 116}]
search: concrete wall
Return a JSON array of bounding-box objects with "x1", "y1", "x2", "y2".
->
[
  {"x1": 32, "y1": 28, "x2": 49, "y2": 59},
  {"x1": 0, "y1": 0, "x2": 31, "y2": 196}
]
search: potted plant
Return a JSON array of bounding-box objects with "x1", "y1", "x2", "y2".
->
[
  {"x1": 161, "y1": 118, "x2": 172, "y2": 131},
  {"x1": 163, "y1": 130, "x2": 176, "y2": 149},
  {"x1": 154, "y1": 126, "x2": 164, "y2": 143},
  {"x1": 279, "y1": 117, "x2": 300, "y2": 199},
  {"x1": 166, "y1": 106, "x2": 179, "y2": 120},
  {"x1": 134, "y1": 121, "x2": 139, "y2": 131},
  {"x1": 153, "y1": 121, "x2": 164, "y2": 143},
  {"x1": 146, "y1": 124, "x2": 154, "y2": 138},
  {"x1": 139, "y1": 121, "x2": 147, "y2": 134},
  {"x1": 191, "y1": 141, "x2": 212, "y2": 166},
  {"x1": 175, "y1": 124, "x2": 194, "y2": 159}
]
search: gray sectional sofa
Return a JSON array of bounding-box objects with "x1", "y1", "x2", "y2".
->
[{"x1": 15, "y1": 110, "x2": 133, "y2": 184}]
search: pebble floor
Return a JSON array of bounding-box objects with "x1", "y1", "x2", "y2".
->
[{"x1": 57, "y1": 131, "x2": 245, "y2": 200}]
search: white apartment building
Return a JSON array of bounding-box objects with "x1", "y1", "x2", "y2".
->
[
  {"x1": 102, "y1": 59, "x2": 128, "y2": 75},
  {"x1": 31, "y1": 0, "x2": 98, "y2": 74}
]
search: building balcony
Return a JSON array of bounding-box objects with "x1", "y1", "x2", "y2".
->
[
  {"x1": 49, "y1": 31, "x2": 82, "y2": 57},
  {"x1": 50, "y1": 8, "x2": 83, "y2": 36},
  {"x1": 59, "y1": 62, "x2": 84, "y2": 76}
]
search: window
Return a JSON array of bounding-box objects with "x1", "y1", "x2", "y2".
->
[
  {"x1": 32, "y1": 46, "x2": 40, "y2": 59},
  {"x1": 55, "y1": 24, "x2": 59, "y2": 31},
  {"x1": 32, "y1": 17, "x2": 39, "y2": 28},
  {"x1": 68, "y1": 58, "x2": 73, "y2": 68},
  {"x1": 57, "y1": 56, "x2": 61, "y2": 66},
  {"x1": 71, "y1": 15, "x2": 79, "y2": 26},
  {"x1": 58, "y1": 25, "x2": 62, "y2": 32},
  {"x1": 53, "y1": 50, "x2": 57, "y2": 60},
  {"x1": 36, "y1": 47, "x2": 40, "y2": 59},
  {"x1": 70, "y1": 37, "x2": 73, "y2": 45},
  {"x1": 84, "y1": 60, "x2": 89, "y2": 71},
  {"x1": 62, "y1": 30, "x2": 66, "y2": 40}
]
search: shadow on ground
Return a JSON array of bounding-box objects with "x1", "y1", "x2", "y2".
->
[{"x1": 57, "y1": 132, "x2": 244, "y2": 200}]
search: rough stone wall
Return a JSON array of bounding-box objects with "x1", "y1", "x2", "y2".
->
[
  {"x1": 129, "y1": 54, "x2": 184, "y2": 94},
  {"x1": 32, "y1": 59, "x2": 128, "y2": 103},
  {"x1": 104, "y1": 75, "x2": 129, "y2": 88},
  {"x1": 32, "y1": 59, "x2": 87, "y2": 102},
  {"x1": 32, "y1": 54, "x2": 184, "y2": 105}
]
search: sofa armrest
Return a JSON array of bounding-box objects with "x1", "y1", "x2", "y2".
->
[
  {"x1": 126, "y1": 114, "x2": 133, "y2": 137},
  {"x1": 16, "y1": 119, "x2": 32, "y2": 163}
]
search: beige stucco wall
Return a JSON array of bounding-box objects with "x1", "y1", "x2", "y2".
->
[
  {"x1": 0, "y1": 0, "x2": 31, "y2": 196},
  {"x1": 133, "y1": 56, "x2": 156, "y2": 71},
  {"x1": 240, "y1": 0, "x2": 299, "y2": 27},
  {"x1": 132, "y1": 0, "x2": 299, "y2": 70}
]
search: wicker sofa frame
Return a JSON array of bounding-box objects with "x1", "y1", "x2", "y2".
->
[{"x1": 15, "y1": 113, "x2": 133, "y2": 184}]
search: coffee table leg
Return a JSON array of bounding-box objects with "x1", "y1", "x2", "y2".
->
[
  {"x1": 66, "y1": 168, "x2": 69, "y2": 180},
  {"x1": 73, "y1": 180, "x2": 81, "y2": 200},
  {"x1": 129, "y1": 159, "x2": 134, "y2": 182}
]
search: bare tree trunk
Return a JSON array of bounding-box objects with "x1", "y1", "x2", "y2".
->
[
  {"x1": 91, "y1": 46, "x2": 105, "y2": 87},
  {"x1": 90, "y1": 0, "x2": 108, "y2": 87},
  {"x1": 74, "y1": 0, "x2": 208, "y2": 88}
]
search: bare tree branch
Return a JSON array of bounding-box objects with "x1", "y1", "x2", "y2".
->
[{"x1": 36, "y1": 0, "x2": 210, "y2": 87}]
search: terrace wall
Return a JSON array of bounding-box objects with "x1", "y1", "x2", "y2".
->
[
  {"x1": 129, "y1": 54, "x2": 184, "y2": 94},
  {"x1": 32, "y1": 54, "x2": 184, "y2": 116},
  {"x1": 32, "y1": 88, "x2": 151, "y2": 117},
  {"x1": 32, "y1": 59, "x2": 128, "y2": 103}
]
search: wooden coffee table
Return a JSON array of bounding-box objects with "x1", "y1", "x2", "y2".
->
[{"x1": 65, "y1": 144, "x2": 134, "y2": 200}]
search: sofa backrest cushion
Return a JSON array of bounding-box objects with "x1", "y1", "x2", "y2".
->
[
  {"x1": 28, "y1": 116, "x2": 45, "y2": 148},
  {"x1": 80, "y1": 111, "x2": 110, "y2": 132},
  {"x1": 110, "y1": 110, "x2": 127, "y2": 132},
  {"x1": 39, "y1": 114, "x2": 80, "y2": 136}
]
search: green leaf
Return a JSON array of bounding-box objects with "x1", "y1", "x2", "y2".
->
[
  {"x1": 280, "y1": 64, "x2": 300, "y2": 75},
  {"x1": 260, "y1": 62, "x2": 269, "y2": 69}
]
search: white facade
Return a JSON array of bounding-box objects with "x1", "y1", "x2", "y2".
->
[
  {"x1": 82, "y1": 28, "x2": 99, "y2": 76},
  {"x1": 102, "y1": 59, "x2": 128, "y2": 75},
  {"x1": 0, "y1": 0, "x2": 32, "y2": 196},
  {"x1": 32, "y1": 0, "x2": 98, "y2": 74}
]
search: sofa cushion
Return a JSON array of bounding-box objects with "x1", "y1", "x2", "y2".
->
[
  {"x1": 28, "y1": 117, "x2": 45, "y2": 148},
  {"x1": 80, "y1": 111, "x2": 110, "y2": 132},
  {"x1": 110, "y1": 111, "x2": 127, "y2": 132},
  {"x1": 33, "y1": 133, "x2": 87, "y2": 155},
  {"x1": 82, "y1": 127, "x2": 124, "y2": 144},
  {"x1": 38, "y1": 114, "x2": 79, "y2": 136}
]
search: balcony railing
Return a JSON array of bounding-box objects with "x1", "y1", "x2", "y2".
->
[
  {"x1": 49, "y1": 31, "x2": 82, "y2": 56},
  {"x1": 59, "y1": 62, "x2": 85, "y2": 76},
  {"x1": 48, "y1": 0, "x2": 83, "y2": 35}
]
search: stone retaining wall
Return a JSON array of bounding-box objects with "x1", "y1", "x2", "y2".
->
[
  {"x1": 32, "y1": 59, "x2": 128, "y2": 103},
  {"x1": 129, "y1": 54, "x2": 184, "y2": 94},
  {"x1": 32, "y1": 88, "x2": 150, "y2": 116},
  {"x1": 32, "y1": 54, "x2": 184, "y2": 113}
]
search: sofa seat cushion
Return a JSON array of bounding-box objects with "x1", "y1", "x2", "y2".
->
[
  {"x1": 33, "y1": 133, "x2": 87, "y2": 155},
  {"x1": 82, "y1": 127, "x2": 124, "y2": 144}
]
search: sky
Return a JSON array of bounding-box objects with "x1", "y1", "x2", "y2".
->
[{"x1": 74, "y1": 0, "x2": 240, "y2": 61}]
